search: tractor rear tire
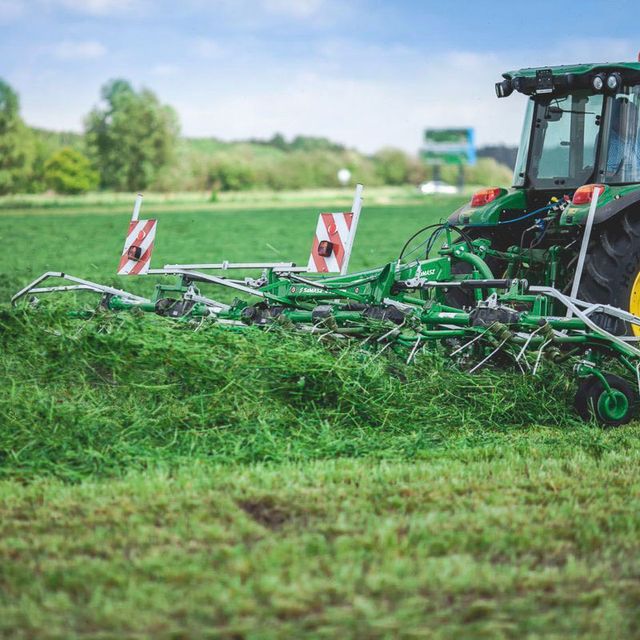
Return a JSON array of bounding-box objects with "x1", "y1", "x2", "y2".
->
[
  {"x1": 578, "y1": 209, "x2": 640, "y2": 335},
  {"x1": 574, "y1": 373, "x2": 636, "y2": 426}
]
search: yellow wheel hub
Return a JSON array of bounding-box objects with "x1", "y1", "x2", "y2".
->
[{"x1": 630, "y1": 271, "x2": 640, "y2": 337}]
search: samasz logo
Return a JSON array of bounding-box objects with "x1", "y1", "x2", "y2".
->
[{"x1": 290, "y1": 286, "x2": 324, "y2": 295}]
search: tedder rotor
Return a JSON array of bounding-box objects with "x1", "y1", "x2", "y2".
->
[{"x1": 12, "y1": 176, "x2": 640, "y2": 426}]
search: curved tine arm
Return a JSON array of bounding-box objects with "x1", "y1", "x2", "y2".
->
[
  {"x1": 11, "y1": 272, "x2": 149, "y2": 305},
  {"x1": 530, "y1": 285, "x2": 640, "y2": 358},
  {"x1": 11, "y1": 272, "x2": 66, "y2": 305}
]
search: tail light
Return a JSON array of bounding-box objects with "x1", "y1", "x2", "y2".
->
[
  {"x1": 317, "y1": 240, "x2": 334, "y2": 257},
  {"x1": 470, "y1": 187, "x2": 504, "y2": 207},
  {"x1": 572, "y1": 184, "x2": 605, "y2": 205},
  {"x1": 126, "y1": 228, "x2": 147, "y2": 261},
  {"x1": 127, "y1": 245, "x2": 142, "y2": 261}
]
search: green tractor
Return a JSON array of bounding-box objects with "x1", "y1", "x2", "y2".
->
[{"x1": 449, "y1": 61, "x2": 640, "y2": 335}]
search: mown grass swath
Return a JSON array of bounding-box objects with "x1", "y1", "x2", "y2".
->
[
  {"x1": 0, "y1": 195, "x2": 637, "y2": 483},
  {"x1": 1, "y1": 304, "x2": 633, "y2": 482}
]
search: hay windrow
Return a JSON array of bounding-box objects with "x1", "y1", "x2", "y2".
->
[{"x1": 0, "y1": 306, "x2": 593, "y2": 482}]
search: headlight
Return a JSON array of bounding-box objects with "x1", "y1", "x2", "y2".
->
[
  {"x1": 592, "y1": 74, "x2": 606, "y2": 91},
  {"x1": 495, "y1": 79, "x2": 513, "y2": 98},
  {"x1": 607, "y1": 72, "x2": 622, "y2": 91}
]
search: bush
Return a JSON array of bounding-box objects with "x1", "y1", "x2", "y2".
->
[
  {"x1": 373, "y1": 148, "x2": 412, "y2": 185},
  {"x1": 207, "y1": 157, "x2": 256, "y2": 191},
  {"x1": 465, "y1": 156, "x2": 513, "y2": 187},
  {"x1": 44, "y1": 147, "x2": 99, "y2": 194}
]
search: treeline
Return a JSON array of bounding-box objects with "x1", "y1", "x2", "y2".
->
[{"x1": 0, "y1": 77, "x2": 513, "y2": 195}]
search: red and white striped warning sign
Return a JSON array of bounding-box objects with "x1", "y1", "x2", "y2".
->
[
  {"x1": 307, "y1": 184, "x2": 363, "y2": 275},
  {"x1": 117, "y1": 219, "x2": 157, "y2": 275},
  {"x1": 307, "y1": 212, "x2": 354, "y2": 273}
]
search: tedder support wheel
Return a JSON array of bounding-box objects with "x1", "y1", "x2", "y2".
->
[
  {"x1": 579, "y1": 209, "x2": 640, "y2": 335},
  {"x1": 574, "y1": 373, "x2": 637, "y2": 427}
]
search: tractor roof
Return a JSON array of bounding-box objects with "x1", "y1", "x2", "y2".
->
[
  {"x1": 495, "y1": 62, "x2": 640, "y2": 98},
  {"x1": 503, "y1": 62, "x2": 640, "y2": 80}
]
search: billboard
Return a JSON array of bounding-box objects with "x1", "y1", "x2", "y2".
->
[{"x1": 421, "y1": 128, "x2": 476, "y2": 166}]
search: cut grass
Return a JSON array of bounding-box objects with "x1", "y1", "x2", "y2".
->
[{"x1": 2, "y1": 307, "x2": 636, "y2": 482}]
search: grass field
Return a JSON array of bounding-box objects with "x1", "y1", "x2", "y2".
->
[{"x1": 1, "y1": 190, "x2": 639, "y2": 638}]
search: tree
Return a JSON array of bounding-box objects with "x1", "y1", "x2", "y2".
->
[
  {"x1": 85, "y1": 79, "x2": 179, "y2": 191},
  {"x1": 267, "y1": 133, "x2": 288, "y2": 151},
  {"x1": 465, "y1": 157, "x2": 512, "y2": 187},
  {"x1": 44, "y1": 147, "x2": 99, "y2": 194},
  {"x1": 289, "y1": 135, "x2": 345, "y2": 153},
  {"x1": 0, "y1": 79, "x2": 35, "y2": 195},
  {"x1": 373, "y1": 148, "x2": 412, "y2": 185}
]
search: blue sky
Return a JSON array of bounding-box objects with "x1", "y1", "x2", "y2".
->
[{"x1": 1, "y1": 0, "x2": 640, "y2": 152}]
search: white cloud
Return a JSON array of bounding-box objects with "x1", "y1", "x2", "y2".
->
[
  {"x1": 191, "y1": 38, "x2": 224, "y2": 59},
  {"x1": 168, "y1": 46, "x2": 522, "y2": 152},
  {"x1": 17, "y1": 36, "x2": 639, "y2": 153},
  {"x1": 190, "y1": 37, "x2": 223, "y2": 59},
  {"x1": 52, "y1": 40, "x2": 107, "y2": 59}
]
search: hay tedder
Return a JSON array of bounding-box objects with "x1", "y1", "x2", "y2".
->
[{"x1": 13, "y1": 60, "x2": 640, "y2": 426}]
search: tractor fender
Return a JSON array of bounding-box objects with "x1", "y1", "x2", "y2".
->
[{"x1": 593, "y1": 191, "x2": 640, "y2": 226}]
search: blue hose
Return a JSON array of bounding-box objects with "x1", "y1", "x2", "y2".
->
[
  {"x1": 402, "y1": 203, "x2": 558, "y2": 260},
  {"x1": 465, "y1": 203, "x2": 556, "y2": 227}
]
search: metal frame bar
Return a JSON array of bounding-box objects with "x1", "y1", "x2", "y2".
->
[
  {"x1": 340, "y1": 183, "x2": 364, "y2": 275},
  {"x1": 151, "y1": 267, "x2": 282, "y2": 301},
  {"x1": 183, "y1": 290, "x2": 231, "y2": 312},
  {"x1": 161, "y1": 262, "x2": 308, "y2": 272},
  {"x1": 11, "y1": 272, "x2": 149, "y2": 306},
  {"x1": 567, "y1": 186, "x2": 602, "y2": 316},
  {"x1": 530, "y1": 285, "x2": 640, "y2": 357}
]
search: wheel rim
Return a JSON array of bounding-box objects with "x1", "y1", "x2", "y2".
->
[
  {"x1": 629, "y1": 271, "x2": 640, "y2": 337},
  {"x1": 597, "y1": 389, "x2": 629, "y2": 422}
]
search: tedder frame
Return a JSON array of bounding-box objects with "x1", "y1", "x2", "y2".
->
[{"x1": 12, "y1": 185, "x2": 640, "y2": 426}]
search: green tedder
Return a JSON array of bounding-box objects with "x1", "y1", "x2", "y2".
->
[{"x1": 14, "y1": 60, "x2": 640, "y2": 425}]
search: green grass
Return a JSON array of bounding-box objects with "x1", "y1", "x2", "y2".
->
[
  {"x1": 4, "y1": 307, "x2": 629, "y2": 482},
  {"x1": 1, "y1": 192, "x2": 639, "y2": 638},
  {"x1": 0, "y1": 193, "x2": 466, "y2": 302},
  {"x1": 1, "y1": 459, "x2": 639, "y2": 638},
  {"x1": 0, "y1": 185, "x2": 440, "y2": 211}
]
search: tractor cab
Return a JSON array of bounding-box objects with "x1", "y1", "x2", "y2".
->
[
  {"x1": 501, "y1": 64, "x2": 640, "y2": 200},
  {"x1": 451, "y1": 63, "x2": 640, "y2": 226},
  {"x1": 447, "y1": 61, "x2": 640, "y2": 337}
]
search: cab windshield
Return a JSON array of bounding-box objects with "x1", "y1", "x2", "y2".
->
[
  {"x1": 600, "y1": 86, "x2": 640, "y2": 184},
  {"x1": 514, "y1": 91, "x2": 604, "y2": 190}
]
